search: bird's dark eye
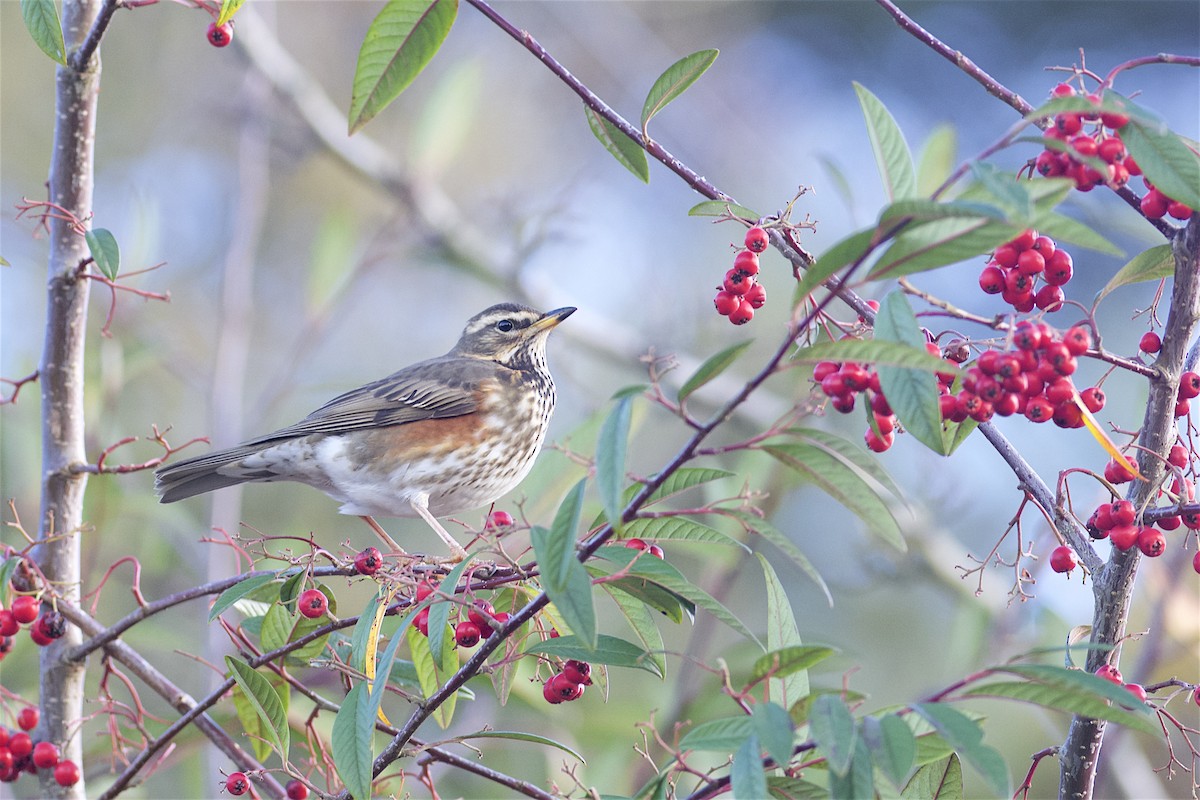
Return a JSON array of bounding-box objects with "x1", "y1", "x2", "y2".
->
[{"x1": 496, "y1": 319, "x2": 515, "y2": 332}]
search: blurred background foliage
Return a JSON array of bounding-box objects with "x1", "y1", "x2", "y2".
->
[{"x1": 1, "y1": 1, "x2": 1198, "y2": 797}]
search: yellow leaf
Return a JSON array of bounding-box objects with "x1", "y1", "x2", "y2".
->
[
  {"x1": 1073, "y1": 395, "x2": 1146, "y2": 482},
  {"x1": 366, "y1": 584, "x2": 400, "y2": 725}
]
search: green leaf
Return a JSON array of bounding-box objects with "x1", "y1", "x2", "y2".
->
[
  {"x1": 586, "y1": 106, "x2": 650, "y2": 183},
  {"x1": 792, "y1": 338, "x2": 958, "y2": 375},
  {"x1": 1121, "y1": 117, "x2": 1200, "y2": 210},
  {"x1": 752, "y1": 702, "x2": 795, "y2": 768},
  {"x1": 870, "y1": 217, "x2": 1017, "y2": 279},
  {"x1": 408, "y1": 622, "x2": 458, "y2": 727},
  {"x1": 854, "y1": 82, "x2": 916, "y2": 201},
  {"x1": 224, "y1": 656, "x2": 290, "y2": 758},
  {"x1": 601, "y1": 574, "x2": 688, "y2": 623},
  {"x1": 828, "y1": 733, "x2": 874, "y2": 800},
  {"x1": 458, "y1": 730, "x2": 585, "y2": 762},
  {"x1": 642, "y1": 467, "x2": 736, "y2": 505},
  {"x1": 603, "y1": 584, "x2": 667, "y2": 677},
  {"x1": 348, "y1": 0, "x2": 458, "y2": 134},
  {"x1": 209, "y1": 574, "x2": 279, "y2": 621},
  {"x1": 980, "y1": 663, "x2": 1157, "y2": 735},
  {"x1": 20, "y1": 0, "x2": 66, "y2": 65},
  {"x1": 260, "y1": 588, "x2": 335, "y2": 663},
  {"x1": 809, "y1": 694, "x2": 856, "y2": 776},
  {"x1": 789, "y1": 688, "x2": 867, "y2": 727},
  {"x1": 538, "y1": 479, "x2": 587, "y2": 591},
  {"x1": 1096, "y1": 244, "x2": 1174, "y2": 304},
  {"x1": 623, "y1": 516, "x2": 749, "y2": 552},
  {"x1": 794, "y1": 227, "x2": 877, "y2": 301},
  {"x1": 751, "y1": 645, "x2": 838, "y2": 684},
  {"x1": 688, "y1": 200, "x2": 759, "y2": 220},
  {"x1": 215, "y1": 0, "x2": 246, "y2": 26},
  {"x1": 969, "y1": 162, "x2": 1032, "y2": 220},
  {"x1": 678, "y1": 341, "x2": 754, "y2": 403},
  {"x1": 641, "y1": 49, "x2": 719, "y2": 133},
  {"x1": 369, "y1": 606, "x2": 424, "y2": 725},
  {"x1": 722, "y1": 510, "x2": 832, "y2": 607},
  {"x1": 1029, "y1": 210, "x2": 1121, "y2": 256},
  {"x1": 232, "y1": 669, "x2": 289, "y2": 763},
  {"x1": 731, "y1": 733, "x2": 769, "y2": 799},
  {"x1": 85, "y1": 228, "x2": 120, "y2": 281},
  {"x1": 679, "y1": 715, "x2": 753, "y2": 752},
  {"x1": 874, "y1": 292, "x2": 948, "y2": 454},
  {"x1": 524, "y1": 633, "x2": 663, "y2": 677},
  {"x1": 767, "y1": 776, "x2": 829, "y2": 799},
  {"x1": 863, "y1": 714, "x2": 916, "y2": 788},
  {"x1": 596, "y1": 397, "x2": 633, "y2": 532},
  {"x1": 0, "y1": 559, "x2": 18, "y2": 605},
  {"x1": 916, "y1": 124, "x2": 957, "y2": 197},
  {"x1": 901, "y1": 753, "x2": 964, "y2": 799},
  {"x1": 791, "y1": 428, "x2": 904, "y2": 497},
  {"x1": 878, "y1": 199, "x2": 1004, "y2": 225},
  {"x1": 758, "y1": 555, "x2": 808, "y2": 708},
  {"x1": 911, "y1": 703, "x2": 1009, "y2": 797},
  {"x1": 331, "y1": 683, "x2": 374, "y2": 800},
  {"x1": 428, "y1": 557, "x2": 474, "y2": 671},
  {"x1": 765, "y1": 442, "x2": 907, "y2": 551}
]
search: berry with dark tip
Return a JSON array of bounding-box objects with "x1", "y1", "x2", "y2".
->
[
  {"x1": 354, "y1": 547, "x2": 383, "y2": 576},
  {"x1": 286, "y1": 779, "x2": 310, "y2": 800},
  {"x1": 54, "y1": 760, "x2": 80, "y2": 787},
  {"x1": 1049, "y1": 545, "x2": 1077, "y2": 574},
  {"x1": 225, "y1": 771, "x2": 249, "y2": 796},
  {"x1": 207, "y1": 20, "x2": 234, "y2": 47},
  {"x1": 454, "y1": 620, "x2": 481, "y2": 648},
  {"x1": 744, "y1": 226, "x2": 768, "y2": 253},
  {"x1": 297, "y1": 589, "x2": 328, "y2": 619},
  {"x1": 16, "y1": 707, "x2": 37, "y2": 732}
]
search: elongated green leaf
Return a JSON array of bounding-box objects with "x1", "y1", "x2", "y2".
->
[
  {"x1": 550, "y1": 559, "x2": 597, "y2": 649},
  {"x1": 878, "y1": 199, "x2": 1003, "y2": 225},
  {"x1": 603, "y1": 584, "x2": 667, "y2": 676},
  {"x1": 600, "y1": 573, "x2": 688, "y2": 623},
  {"x1": 537, "y1": 479, "x2": 587, "y2": 591},
  {"x1": 731, "y1": 733, "x2": 768, "y2": 799},
  {"x1": 428, "y1": 557, "x2": 473, "y2": 671},
  {"x1": 232, "y1": 670, "x2": 289, "y2": 763},
  {"x1": 792, "y1": 428, "x2": 904, "y2": 497},
  {"x1": 795, "y1": 228, "x2": 878, "y2": 302},
  {"x1": 0, "y1": 559, "x2": 18, "y2": 606},
  {"x1": 964, "y1": 680, "x2": 1155, "y2": 735},
  {"x1": 596, "y1": 397, "x2": 633, "y2": 532},
  {"x1": 1121, "y1": 118, "x2": 1200, "y2": 210},
  {"x1": 332, "y1": 682, "x2": 374, "y2": 800},
  {"x1": 752, "y1": 702, "x2": 795, "y2": 768},
  {"x1": 225, "y1": 656, "x2": 290, "y2": 757},
  {"x1": 854, "y1": 82, "x2": 916, "y2": 201},
  {"x1": 459, "y1": 730, "x2": 585, "y2": 762},
  {"x1": 678, "y1": 341, "x2": 754, "y2": 403},
  {"x1": 210, "y1": 574, "x2": 279, "y2": 621},
  {"x1": 792, "y1": 338, "x2": 958, "y2": 375},
  {"x1": 969, "y1": 162, "x2": 1032, "y2": 220},
  {"x1": 643, "y1": 467, "x2": 736, "y2": 504},
  {"x1": 916, "y1": 124, "x2": 957, "y2": 197},
  {"x1": 369, "y1": 605, "x2": 425, "y2": 725},
  {"x1": 828, "y1": 733, "x2": 875, "y2": 800},
  {"x1": 680, "y1": 715, "x2": 754, "y2": 752},
  {"x1": 874, "y1": 293, "x2": 947, "y2": 454},
  {"x1": 911, "y1": 703, "x2": 1009, "y2": 797},
  {"x1": 751, "y1": 645, "x2": 838, "y2": 684},
  {"x1": 766, "y1": 776, "x2": 830, "y2": 799},
  {"x1": 758, "y1": 555, "x2": 808, "y2": 707},
  {"x1": 790, "y1": 688, "x2": 867, "y2": 727},
  {"x1": 524, "y1": 633, "x2": 662, "y2": 676},
  {"x1": 765, "y1": 443, "x2": 906, "y2": 551},
  {"x1": 20, "y1": 0, "x2": 66, "y2": 65},
  {"x1": 722, "y1": 510, "x2": 832, "y2": 606},
  {"x1": 586, "y1": 106, "x2": 650, "y2": 183},
  {"x1": 408, "y1": 622, "x2": 458, "y2": 727},
  {"x1": 348, "y1": 0, "x2": 458, "y2": 134},
  {"x1": 1029, "y1": 210, "x2": 1121, "y2": 256},
  {"x1": 623, "y1": 516, "x2": 749, "y2": 551},
  {"x1": 863, "y1": 714, "x2": 916, "y2": 788},
  {"x1": 871, "y1": 217, "x2": 1017, "y2": 279},
  {"x1": 641, "y1": 49, "x2": 719, "y2": 132},
  {"x1": 985, "y1": 664, "x2": 1157, "y2": 734},
  {"x1": 1097, "y1": 244, "x2": 1174, "y2": 304},
  {"x1": 260, "y1": 587, "x2": 336, "y2": 662},
  {"x1": 901, "y1": 753, "x2": 963, "y2": 799},
  {"x1": 810, "y1": 694, "x2": 856, "y2": 776},
  {"x1": 688, "y1": 200, "x2": 759, "y2": 220},
  {"x1": 85, "y1": 228, "x2": 120, "y2": 281},
  {"x1": 216, "y1": 0, "x2": 246, "y2": 26}
]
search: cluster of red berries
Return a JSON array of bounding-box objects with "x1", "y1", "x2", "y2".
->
[
  {"x1": 713, "y1": 227, "x2": 769, "y2": 325},
  {"x1": 1140, "y1": 178, "x2": 1194, "y2": 221},
  {"x1": 411, "y1": 580, "x2": 511, "y2": 647},
  {"x1": 0, "y1": 594, "x2": 67, "y2": 655},
  {"x1": 0, "y1": 707, "x2": 79, "y2": 787},
  {"x1": 1035, "y1": 83, "x2": 1133, "y2": 192},
  {"x1": 942, "y1": 322, "x2": 1102, "y2": 426},
  {"x1": 623, "y1": 537, "x2": 665, "y2": 559},
  {"x1": 543, "y1": 659, "x2": 592, "y2": 704},
  {"x1": 223, "y1": 771, "x2": 308, "y2": 797},
  {"x1": 207, "y1": 20, "x2": 234, "y2": 47},
  {"x1": 1093, "y1": 663, "x2": 1149, "y2": 706},
  {"x1": 812, "y1": 356, "x2": 904, "y2": 453},
  {"x1": 978, "y1": 229, "x2": 1073, "y2": 313}
]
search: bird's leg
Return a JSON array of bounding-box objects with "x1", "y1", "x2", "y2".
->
[
  {"x1": 359, "y1": 516, "x2": 407, "y2": 555},
  {"x1": 410, "y1": 499, "x2": 470, "y2": 563}
]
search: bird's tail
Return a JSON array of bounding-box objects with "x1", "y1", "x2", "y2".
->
[{"x1": 155, "y1": 443, "x2": 279, "y2": 503}]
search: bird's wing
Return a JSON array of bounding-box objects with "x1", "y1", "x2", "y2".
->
[{"x1": 244, "y1": 356, "x2": 492, "y2": 444}]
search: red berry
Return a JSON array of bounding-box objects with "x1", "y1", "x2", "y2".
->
[
  {"x1": 1108, "y1": 524, "x2": 1139, "y2": 551},
  {"x1": 546, "y1": 672, "x2": 585, "y2": 703},
  {"x1": 1053, "y1": 401, "x2": 1083, "y2": 429},
  {"x1": 1194, "y1": 551, "x2": 1200, "y2": 575},
  {"x1": 647, "y1": 543, "x2": 665, "y2": 559},
  {"x1": 623, "y1": 538, "x2": 648, "y2": 551},
  {"x1": 297, "y1": 588, "x2": 328, "y2": 619},
  {"x1": 1176, "y1": 398, "x2": 1191, "y2": 418},
  {"x1": 733, "y1": 250, "x2": 760, "y2": 276},
  {"x1": 1139, "y1": 331, "x2": 1162, "y2": 354},
  {"x1": 745, "y1": 226, "x2": 769, "y2": 253},
  {"x1": 840, "y1": 363, "x2": 870, "y2": 392},
  {"x1": 1049, "y1": 545, "x2": 1077, "y2": 574},
  {"x1": 1045, "y1": 378, "x2": 1075, "y2": 405},
  {"x1": 1158, "y1": 514, "x2": 1181, "y2": 531},
  {"x1": 37, "y1": 611, "x2": 66, "y2": 640},
  {"x1": 978, "y1": 265, "x2": 1005, "y2": 294},
  {"x1": 1070, "y1": 134, "x2": 1098, "y2": 158},
  {"x1": 1034, "y1": 284, "x2": 1065, "y2": 312},
  {"x1": 1168, "y1": 201, "x2": 1194, "y2": 220},
  {"x1": 1095, "y1": 664, "x2": 1124, "y2": 684},
  {"x1": 1024, "y1": 396, "x2": 1054, "y2": 423},
  {"x1": 1097, "y1": 137, "x2": 1126, "y2": 163},
  {"x1": 225, "y1": 771, "x2": 250, "y2": 796},
  {"x1": 812, "y1": 361, "x2": 839, "y2": 382},
  {"x1": 728, "y1": 299, "x2": 754, "y2": 325},
  {"x1": 467, "y1": 600, "x2": 495, "y2": 628},
  {"x1": 562, "y1": 659, "x2": 593, "y2": 686},
  {"x1": 1017, "y1": 249, "x2": 1045, "y2": 276},
  {"x1": 454, "y1": 620, "x2": 481, "y2": 648},
  {"x1": 1122, "y1": 682, "x2": 1147, "y2": 704},
  {"x1": 491, "y1": 611, "x2": 510, "y2": 629},
  {"x1": 864, "y1": 429, "x2": 892, "y2": 453},
  {"x1": 207, "y1": 20, "x2": 234, "y2": 47},
  {"x1": 1063, "y1": 326, "x2": 1091, "y2": 356},
  {"x1": 29, "y1": 623, "x2": 53, "y2": 646},
  {"x1": 1080, "y1": 387, "x2": 1105, "y2": 413},
  {"x1": 1051, "y1": 82, "x2": 1076, "y2": 98},
  {"x1": 11, "y1": 596, "x2": 38, "y2": 625},
  {"x1": 16, "y1": 707, "x2": 37, "y2": 732},
  {"x1": 32, "y1": 741, "x2": 59, "y2": 770},
  {"x1": 1044, "y1": 250, "x2": 1073, "y2": 286},
  {"x1": 0, "y1": 611, "x2": 17, "y2": 638},
  {"x1": 1035, "y1": 150, "x2": 1067, "y2": 177},
  {"x1": 1169, "y1": 444, "x2": 1189, "y2": 469},
  {"x1": 286, "y1": 779, "x2": 310, "y2": 800},
  {"x1": 993, "y1": 244, "x2": 1019, "y2": 268},
  {"x1": 353, "y1": 547, "x2": 383, "y2": 576},
  {"x1": 1110, "y1": 500, "x2": 1136, "y2": 527},
  {"x1": 8, "y1": 733, "x2": 31, "y2": 759},
  {"x1": 723, "y1": 268, "x2": 753, "y2": 296},
  {"x1": 1141, "y1": 189, "x2": 1169, "y2": 219},
  {"x1": 1054, "y1": 113, "x2": 1083, "y2": 136},
  {"x1": 414, "y1": 607, "x2": 430, "y2": 636},
  {"x1": 1101, "y1": 109, "x2": 1130, "y2": 130},
  {"x1": 54, "y1": 759, "x2": 80, "y2": 787},
  {"x1": 1137, "y1": 526, "x2": 1165, "y2": 557},
  {"x1": 713, "y1": 289, "x2": 739, "y2": 316},
  {"x1": 1180, "y1": 372, "x2": 1200, "y2": 400},
  {"x1": 744, "y1": 282, "x2": 767, "y2": 309}
]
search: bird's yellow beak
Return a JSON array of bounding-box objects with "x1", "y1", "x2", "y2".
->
[{"x1": 531, "y1": 306, "x2": 576, "y2": 332}]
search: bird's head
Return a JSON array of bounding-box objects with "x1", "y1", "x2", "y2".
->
[{"x1": 452, "y1": 303, "x2": 575, "y2": 370}]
